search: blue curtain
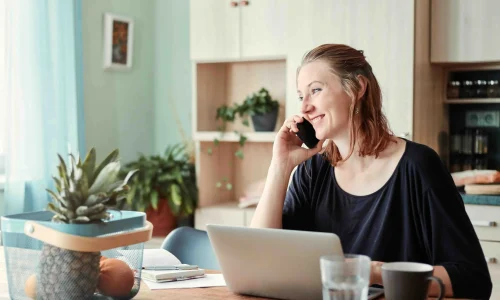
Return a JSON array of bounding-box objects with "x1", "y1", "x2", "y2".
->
[{"x1": 4, "y1": 0, "x2": 85, "y2": 215}]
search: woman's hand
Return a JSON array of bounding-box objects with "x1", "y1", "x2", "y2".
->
[
  {"x1": 370, "y1": 261, "x2": 384, "y2": 285},
  {"x1": 272, "y1": 115, "x2": 323, "y2": 171}
]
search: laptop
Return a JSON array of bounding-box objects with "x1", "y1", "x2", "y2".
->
[{"x1": 206, "y1": 224, "x2": 384, "y2": 300}]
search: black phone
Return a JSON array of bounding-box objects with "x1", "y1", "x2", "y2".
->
[{"x1": 295, "y1": 118, "x2": 320, "y2": 149}]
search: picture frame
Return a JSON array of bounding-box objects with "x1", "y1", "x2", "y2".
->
[{"x1": 103, "y1": 13, "x2": 134, "y2": 71}]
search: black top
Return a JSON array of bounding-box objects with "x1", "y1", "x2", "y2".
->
[{"x1": 283, "y1": 140, "x2": 492, "y2": 299}]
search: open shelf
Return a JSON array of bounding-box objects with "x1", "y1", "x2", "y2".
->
[
  {"x1": 197, "y1": 141, "x2": 272, "y2": 207},
  {"x1": 194, "y1": 131, "x2": 277, "y2": 142},
  {"x1": 445, "y1": 98, "x2": 500, "y2": 104},
  {"x1": 194, "y1": 59, "x2": 286, "y2": 133}
]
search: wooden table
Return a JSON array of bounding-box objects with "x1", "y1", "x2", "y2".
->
[
  {"x1": 134, "y1": 270, "x2": 466, "y2": 300},
  {"x1": 134, "y1": 270, "x2": 273, "y2": 300},
  {"x1": 0, "y1": 248, "x2": 469, "y2": 300}
]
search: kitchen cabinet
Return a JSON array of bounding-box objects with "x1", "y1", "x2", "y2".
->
[
  {"x1": 286, "y1": 0, "x2": 414, "y2": 139},
  {"x1": 466, "y1": 204, "x2": 500, "y2": 298},
  {"x1": 431, "y1": 0, "x2": 500, "y2": 63},
  {"x1": 190, "y1": 0, "x2": 287, "y2": 61},
  {"x1": 195, "y1": 202, "x2": 256, "y2": 230}
]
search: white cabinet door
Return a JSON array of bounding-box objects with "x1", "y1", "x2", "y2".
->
[
  {"x1": 431, "y1": 0, "x2": 500, "y2": 63},
  {"x1": 347, "y1": 0, "x2": 414, "y2": 138},
  {"x1": 240, "y1": 0, "x2": 287, "y2": 58},
  {"x1": 286, "y1": 0, "x2": 414, "y2": 139},
  {"x1": 190, "y1": 0, "x2": 240, "y2": 61},
  {"x1": 286, "y1": 0, "x2": 352, "y2": 117}
]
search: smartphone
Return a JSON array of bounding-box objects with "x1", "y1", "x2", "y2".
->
[{"x1": 296, "y1": 118, "x2": 320, "y2": 149}]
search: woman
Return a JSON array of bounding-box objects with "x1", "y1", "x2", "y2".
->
[{"x1": 250, "y1": 44, "x2": 492, "y2": 299}]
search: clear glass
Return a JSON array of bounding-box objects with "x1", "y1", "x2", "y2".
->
[{"x1": 320, "y1": 254, "x2": 371, "y2": 300}]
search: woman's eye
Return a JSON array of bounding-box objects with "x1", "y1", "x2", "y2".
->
[
  {"x1": 312, "y1": 88, "x2": 322, "y2": 94},
  {"x1": 298, "y1": 96, "x2": 303, "y2": 102}
]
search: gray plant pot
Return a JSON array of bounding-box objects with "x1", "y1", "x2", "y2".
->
[{"x1": 252, "y1": 106, "x2": 278, "y2": 132}]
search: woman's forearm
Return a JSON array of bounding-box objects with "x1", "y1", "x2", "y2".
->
[
  {"x1": 250, "y1": 160, "x2": 294, "y2": 229},
  {"x1": 430, "y1": 266, "x2": 453, "y2": 297}
]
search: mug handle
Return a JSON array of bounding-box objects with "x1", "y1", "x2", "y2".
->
[{"x1": 427, "y1": 276, "x2": 445, "y2": 300}]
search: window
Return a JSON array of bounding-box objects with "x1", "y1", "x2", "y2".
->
[{"x1": 0, "y1": 0, "x2": 6, "y2": 175}]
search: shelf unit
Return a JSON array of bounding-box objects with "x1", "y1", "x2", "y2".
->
[
  {"x1": 192, "y1": 58, "x2": 286, "y2": 229},
  {"x1": 445, "y1": 99, "x2": 500, "y2": 104},
  {"x1": 193, "y1": 131, "x2": 276, "y2": 142}
]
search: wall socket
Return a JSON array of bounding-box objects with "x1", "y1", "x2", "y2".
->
[{"x1": 465, "y1": 111, "x2": 500, "y2": 128}]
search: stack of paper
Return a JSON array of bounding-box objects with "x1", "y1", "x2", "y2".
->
[{"x1": 140, "y1": 249, "x2": 226, "y2": 290}]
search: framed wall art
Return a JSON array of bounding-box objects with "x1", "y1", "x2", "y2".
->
[{"x1": 103, "y1": 13, "x2": 134, "y2": 71}]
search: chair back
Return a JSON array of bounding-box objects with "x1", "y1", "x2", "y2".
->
[{"x1": 161, "y1": 226, "x2": 220, "y2": 270}]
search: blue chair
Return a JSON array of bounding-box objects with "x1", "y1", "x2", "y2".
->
[{"x1": 161, "y1": 226, "x2": 221, "y2": 270}]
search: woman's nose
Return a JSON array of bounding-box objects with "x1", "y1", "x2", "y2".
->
[{"x1": 301, "y1": 101, "x2": 312, "y2": 114}]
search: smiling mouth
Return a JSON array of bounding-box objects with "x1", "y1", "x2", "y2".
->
[{"x1": 311, "y1": 115, "x2": 324, "y2": 124}]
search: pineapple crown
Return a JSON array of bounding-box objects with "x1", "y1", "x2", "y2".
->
[{"x1": 46, "y1": 148, "x2": 137, "y2": 224}]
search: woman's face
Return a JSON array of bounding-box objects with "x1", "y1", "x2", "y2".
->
[{"x1": 297, "y1": 60, "x2": 353, "y2": 141}]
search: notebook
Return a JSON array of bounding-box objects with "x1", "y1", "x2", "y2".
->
[
  {"x1": 140, "y1": 249, "x2": 205, "y2": 283},
  {"x1": 142, "y1": 268, "x2": 206, "y2": 283}
]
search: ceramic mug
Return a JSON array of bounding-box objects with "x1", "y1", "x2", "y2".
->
[{"x1": 381, "y1": 262, "x2": 444, "y2": 300}]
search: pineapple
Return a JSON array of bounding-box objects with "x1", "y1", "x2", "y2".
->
[{"x1": 37, "y1": 148, "x2": 136, "y2": 300}]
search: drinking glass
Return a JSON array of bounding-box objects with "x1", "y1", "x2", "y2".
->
[{"x1": 320, "y1": 254, "x2": 371, "y2": 300}]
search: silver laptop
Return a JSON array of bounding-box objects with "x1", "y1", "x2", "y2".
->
[
  {"x1": 207, "y1": 224, "x2": 384, "y2": 300},
  {"x1": 207, "y1": 224, "x2": 340, "y2": 300}
]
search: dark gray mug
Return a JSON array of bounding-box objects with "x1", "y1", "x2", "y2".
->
[{"x1": 381, "y1": 262, "x2": 444, "y2": 300}]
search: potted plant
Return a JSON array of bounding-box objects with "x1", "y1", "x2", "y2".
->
[
  {"x1": 120, "y1": 143, "x2": 198, "y2": 236},
  {"x1": 239, "y1": 87, "x2": 280, "y2": 132},
  {"x1": 209, "y1": 87, "x2": 280, "y2": 189}
]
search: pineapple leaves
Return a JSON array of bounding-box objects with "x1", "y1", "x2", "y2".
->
[
  {"x1": 88, "y1": 161, "x2": 120, "y2": 194},
  {"x1": 46, "y1": 189, "x2": 69, "y2": 209},
  {"x1": 57, "y1": 154, "x2": 69, "y2": 187},
  {"x1": 81, "y1": 148, "x2": 96, "y2": 187},
  {"x1": 91, "y1": 149, "x2": 119, "y2": 186},
  {"x1": 76, "y1": 204, "x2": 106, "y2": 216},
  {"x1": 47, "y1": 148, "x2": 133, "y2": 224}
]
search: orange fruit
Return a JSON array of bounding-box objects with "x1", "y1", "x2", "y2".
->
[{"x1": 98, "y1": 258, "x2": 134, "y2": 297}]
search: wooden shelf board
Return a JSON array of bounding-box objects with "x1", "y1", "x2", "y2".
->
[
  {"x1": 194, "y1": 131, "x2": 276, "y2": 142},
  {"x1": 445, "y1": 98, "x2": 500, "y2": 104}
]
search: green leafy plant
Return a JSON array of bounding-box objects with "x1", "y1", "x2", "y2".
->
[
  {"x1": 209, "y1": 87, "x2": 279, "y2": 189},
  {"x1": 120, "y1": 143, "x2": 197, "y2": 216}
]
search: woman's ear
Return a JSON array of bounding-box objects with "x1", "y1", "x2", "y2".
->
[{"x1": 356, "y1": 75, "x2": 368, "y2": 100}]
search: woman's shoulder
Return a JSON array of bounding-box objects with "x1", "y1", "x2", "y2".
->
[
  {"x1": 403, "y1": 139, "x2": 443, "y2": 166},
  {"x1": 400, "y1": 139, "x2": 451, "y2": 189}
]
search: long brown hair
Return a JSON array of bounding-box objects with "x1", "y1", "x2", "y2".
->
[{"x1": 297, "y1": 44, "x2": 393, "y2": 166}]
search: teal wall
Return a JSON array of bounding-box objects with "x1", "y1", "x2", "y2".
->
[
  {"x1": 82, "y1": 0, "x2": 156, "y2": 163},
  {"x1": 154, "y1": 0, "x2": 192, "y2": 154},
  {"x1": 81, "y1": 0, "x2": 191, "y2": 161}
]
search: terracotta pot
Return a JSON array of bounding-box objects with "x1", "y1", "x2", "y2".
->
[{"x1": 145, "y1": 199, "x2": 176, "y2": 237}]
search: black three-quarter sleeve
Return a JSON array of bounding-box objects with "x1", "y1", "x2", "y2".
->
[
  {"x1": 282, "y1": 160, "x2": 314, "y2": 231},
  {"x1": 417, "y1": 155, "x2": 492, "y2": 299},
  {"x1": 422, "y1": 187, "x2": 492, "y2": 299}
]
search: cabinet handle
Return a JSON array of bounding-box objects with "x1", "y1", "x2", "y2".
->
[
  {"x1": 240, "y1": 0, "x2": 249, "y2": 6},
  {"x1": 230, "y1": 1, "x2": 238, "y2": 7},
  {"x1": 485, "y1": 257, "x2": 497, "y2": 264},
  {"x1": 471, "y1": 220, "x2": 497, "y2": 227}
]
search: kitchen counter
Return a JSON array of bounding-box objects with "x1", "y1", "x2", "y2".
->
[{"x1": 461, "y1": 193, "x2": 500, "y2": 206}]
